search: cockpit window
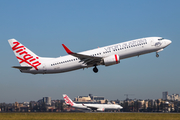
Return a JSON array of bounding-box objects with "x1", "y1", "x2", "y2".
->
[{"x1": 158, "y1": 38, "x2": 164, "y2": 41}]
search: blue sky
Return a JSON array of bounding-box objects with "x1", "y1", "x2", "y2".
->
[{"x1": 0, "y1": 0, "x2": 179, "y2": 103}]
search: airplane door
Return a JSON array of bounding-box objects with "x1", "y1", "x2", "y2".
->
[{"x1": 43, "y1": 64, "x2": 46, "y2": 74}]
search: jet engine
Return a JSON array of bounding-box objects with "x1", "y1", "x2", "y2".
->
[
  {"x1": 103, "y1": 54, "x2": 120, "y2": 66},
  {"x1": 97, "y1": 108, "x2": 105, "y2": 112}
]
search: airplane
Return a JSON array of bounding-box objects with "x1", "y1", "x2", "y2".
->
[
  {"x1": 8, "y1": 37, "x2": 171, "y2": 74},
  {"x1": 63, "y1": 94, "x2": 123, "y2": 112}
]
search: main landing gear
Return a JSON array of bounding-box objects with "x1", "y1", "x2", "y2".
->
[
  {"x1": 93, "y1": 66, "x2": 98, "y2": 73},
  {"x1": 156, "y1": 52, "x2": 159, "y2": 58}
]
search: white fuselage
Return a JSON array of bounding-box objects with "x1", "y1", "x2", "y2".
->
[
  {"x1": 20, "y1": 37, "x2": 171, "y2": 74},
  {"x1": 63, "y1": 94, "x2": 123, "y2": 111},
  {"x1": 72, "y1": 103, "x2": 122, "y2": 111}
]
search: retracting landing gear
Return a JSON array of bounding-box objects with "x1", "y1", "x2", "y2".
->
[
  {"x1": 156, "y1": 52, "x2": 159, "y2": 58},
  {"x1": 93, "y1": 66, "x2": 98, "y2": 73}
]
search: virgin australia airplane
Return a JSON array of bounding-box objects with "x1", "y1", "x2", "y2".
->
[
  {"x1": 63, "y1": 94, "x2": 123, "y2": 112},
  {"x1": 8, "y1": 37, "x2": 171, "y2": 74}
]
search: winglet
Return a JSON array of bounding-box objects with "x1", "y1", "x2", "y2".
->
[{"x1": 62, "y1": 44, "x2": 73, "y2": 54}]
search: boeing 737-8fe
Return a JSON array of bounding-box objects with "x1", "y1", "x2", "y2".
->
[
  {"x1": 63, "y1": 94, "x2": 123, "y2": 112},
  {"x1": 8, "y1": 37, "x2": 171, "y2": 74}
]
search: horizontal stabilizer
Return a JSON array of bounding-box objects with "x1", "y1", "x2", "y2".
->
[{"x1": 12, "y1": 66, "x2": 32, "y2": 70}]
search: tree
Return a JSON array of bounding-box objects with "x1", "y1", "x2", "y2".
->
[
  {"x1": 33, "y1": 103, "x2": 39, "y2": 112},
  {"x1": 157, "y1": 100, "x2": 160, "y2": 112},
  {"x1": 160, "y1": 102, "x2": 164, "y2": 112},
  {"x1": 143, "y1": 102, "x2": 146, "y2": 111},
  {"x1": 105, "y1": 99, "x2": 108, "y2": 104},
  {"x1": 153, "y1": 101, "x2": 157, "y2": 112},
  {"x1": 60, "y1": 100, "x2": 64, "y2": 111},
  {"x1": 134, "y1": 100, "x2": 139, "y2": 112},
  {"x1": 29, "y1": 102, "x2": 33, "y2": 112},
  {"x1": 147, "y1": 100, "x2": 152, "y2": 112},
  {"x1": 123, "y1": 101, "x2": 130, "y2": 112},
  {"x1": 41, "y1": 102, "x2": 47, "y2": 112}
]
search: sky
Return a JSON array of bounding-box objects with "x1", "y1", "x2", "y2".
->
[{"x1": 0, "y1": 0, "x2": 180, "y2": 103}]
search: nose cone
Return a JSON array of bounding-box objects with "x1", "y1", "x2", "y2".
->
[
  {"x1": 166, "y1": 39, "x2": 172, "y2": 45},
  {"x1": 164, "y1": 39, "x2": 172, "y2": 46},
  {"x1": 119, "y1": 106, "x2": 123, "y2": 109}
]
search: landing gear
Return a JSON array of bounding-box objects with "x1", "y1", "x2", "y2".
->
[
  {"x1": 156, "y1": 53, "x2": 159, "y2": 58},
  {"x1": 93, "y1": 66, "x2": 98, "y2": 73}
]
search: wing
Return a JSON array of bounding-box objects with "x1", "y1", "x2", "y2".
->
[
  {"x1": 62, "y1": 44, "x2": 102, "y2": 66},
  {"x1": 82, "y1": 104, "x2": 105, "y2": 111},
  {"x1": 82, "y1": 104, "x2": 98, "y2": 110}
]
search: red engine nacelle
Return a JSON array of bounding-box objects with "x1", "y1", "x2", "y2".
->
[{"x1": 103, "y1": 54, "x2": 120, "y2": 66}]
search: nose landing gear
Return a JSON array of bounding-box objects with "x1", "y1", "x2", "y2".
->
[
  {"x1": 93, "y1": 66, "x2": 98, "y2": 73},
  {"x1": 156, "y1": 52, "x2": 159, "y2": 58}
]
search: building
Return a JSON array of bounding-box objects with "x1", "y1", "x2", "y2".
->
[
  {"x1": 75, "y1": 95, "x2": 91, "y2": 102},
  {"x1": 43, "y1": 97, "x2": 51, "y2": 106},
  {"x1": 92, "y1": 96, "x2": 105, "y2": 101},
  {"x1": 167, "y1": 94, "x2": 179, "y2": 101},
  {"x1": 162, "y1": 91, "x2": 168, "y2": 100},
  {"x1": 162, "y1": 91, "x2": 180, "y2": 101},
  {"x1": 74, "y1": 94, "x2": 106, "y2": 103}
]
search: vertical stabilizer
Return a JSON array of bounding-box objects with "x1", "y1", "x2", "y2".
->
[
  {"x1": 8, "y1": 39, "x2": 41, "y2": 70},
  {"x1": 63, "y1": 94, "x2": 75, "y2": 106}
]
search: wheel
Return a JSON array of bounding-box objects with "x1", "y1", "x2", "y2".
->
[
  {"x1": 93, "y1": 66, "x2": 98, "y2": 73},
  {"x1": 156, "y1": 53, "x2": 159, "y2": 58}
]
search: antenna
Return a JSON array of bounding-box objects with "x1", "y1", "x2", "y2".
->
[{"x1": 124, "y1": 94, "x2": 134, "y2": 100}]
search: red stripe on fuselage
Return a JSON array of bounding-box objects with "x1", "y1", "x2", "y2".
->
[{"x1": 115, "y1": 54, "x2": 118, "y2": 64}]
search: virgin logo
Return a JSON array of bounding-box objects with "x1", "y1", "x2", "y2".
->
[
  {"x1": 155, "y1": 42, "x2": 162, "y2": 47},
  {"x1": 12, "y1": 42, "x2": 41, "y2": 70},
  {"x1": 64, "y1": 95, "x2": 74, "y2": 106}
]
